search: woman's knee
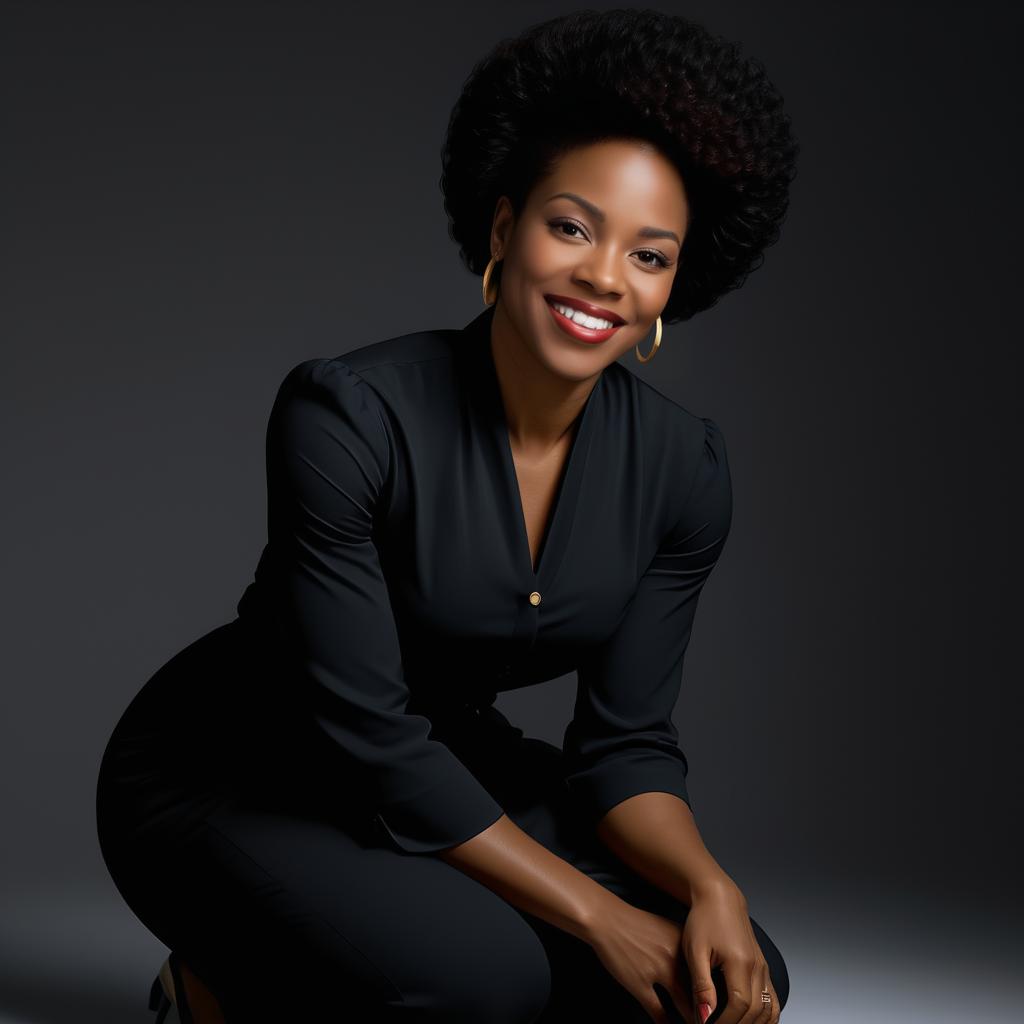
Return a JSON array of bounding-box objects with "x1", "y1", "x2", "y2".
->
[
  {"x1": 749, "y1": 915, "x2": 790, "y2": 1011},
  {"x1": 415, "y1": 909, "x2": 552, "y2": 1024}
]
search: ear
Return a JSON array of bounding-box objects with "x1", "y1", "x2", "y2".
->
[{"x1": 490, "y1": 194, "x2": 516, "y2": 257}]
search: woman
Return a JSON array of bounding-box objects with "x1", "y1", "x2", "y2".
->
[{"x1": 96, "y1": 9, "x2": 799, "y2": 1023}]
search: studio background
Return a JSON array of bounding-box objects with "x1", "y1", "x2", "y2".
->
[{"x1": 1, "y1": 1, "x2": 1019, "y2": 1021}]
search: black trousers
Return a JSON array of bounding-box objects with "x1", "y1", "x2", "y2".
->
[{"x1": 96, "y1": 620, "x2": 790, "y2": 1022}]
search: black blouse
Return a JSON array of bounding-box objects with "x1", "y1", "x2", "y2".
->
[{"x1": 235, "y1": 303, "x2": 732, "y2": 854}]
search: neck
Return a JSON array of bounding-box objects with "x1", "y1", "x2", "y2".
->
[{"x1": 489, "y1": 300, "x2": 599, "y2": 457}]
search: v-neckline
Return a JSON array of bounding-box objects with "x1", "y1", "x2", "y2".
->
[{"x1": 463, "y1": 306, "x2": 603, "y2": 589}]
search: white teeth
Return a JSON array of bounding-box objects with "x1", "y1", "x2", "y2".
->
[{"x1": 551, "y1": 301, "x2": 616, "y2": 330}]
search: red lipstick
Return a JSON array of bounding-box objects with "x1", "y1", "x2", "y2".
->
[{"x1": 543, "y1": 294, "x2": 626, "y2": 345}]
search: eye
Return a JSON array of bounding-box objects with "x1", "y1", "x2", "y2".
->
[
  {"x1": 548, "y1": 218, "x2": 674, "y2": 270},
  {"x1": 635, "y1": 249, "x2": 673, "y2": 269},
  {"x1": 549, "y1": 217, "x2": 588, "y2": 239}
]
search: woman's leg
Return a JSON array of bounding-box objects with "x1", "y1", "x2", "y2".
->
[
  {"x1": 101, "y1": 795, "x2": 553, "y2": 1023},
  {"x1": 96, "y1": 625, "x2": 552, "y2": 1023}
]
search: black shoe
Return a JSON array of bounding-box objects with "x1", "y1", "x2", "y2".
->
[
  {"x1": 148, "y1": 951, "x2": 194, "y2": 1024},
  {"x1": 148, "y1": 973, "x2": 171, "y2": 1023}
]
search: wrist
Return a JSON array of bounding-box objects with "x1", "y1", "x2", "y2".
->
[
  {"x1": 689, "y1": 869, "x2": 743, "y2": 904},
  {"x1": 574, "y1": 885, "x2": 623, "y2": 944}
]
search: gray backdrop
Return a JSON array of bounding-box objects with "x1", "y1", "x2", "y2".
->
[{"x1": 2, "y1": 1, "x2": 1020, "y2": 1021}]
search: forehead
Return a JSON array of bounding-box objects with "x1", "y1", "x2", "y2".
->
[{"x1": 533, "y1": 139, "x2": 688, "y2": 222}]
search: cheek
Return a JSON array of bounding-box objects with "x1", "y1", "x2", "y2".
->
[
  {"x1": 608, "y1": 330, "x2": 642, "y2": 363},
  {"x1": 516, "y1": 230, "x2": 572, "y2": 281},
  {"x1": 638, "y1": 267, "x2": 674, "y2": 302},
  {"x1": 632, "y1": 278, "x2": 674, "y2": 328}
]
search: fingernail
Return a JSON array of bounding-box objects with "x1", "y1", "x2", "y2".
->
[{"x1": 698, "y1": 1003, "x2": 712, "y2": 1023}]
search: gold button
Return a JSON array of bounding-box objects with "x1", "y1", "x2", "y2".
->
[{"x1": 529, "y1": 591, "x2": 542, "y2": 606}]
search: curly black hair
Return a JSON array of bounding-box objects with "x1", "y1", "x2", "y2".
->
[{"x1": 440, "y1": 8, "x2": 799, "y2": 324}]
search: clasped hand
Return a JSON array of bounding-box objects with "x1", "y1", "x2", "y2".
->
[{"x1": 588, "y1": 878, "x2": 781, "y2": 1024}]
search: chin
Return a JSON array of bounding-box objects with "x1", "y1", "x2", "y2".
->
[{"x1": 535, "y1": 335, "x2": 611, "y2": 382}]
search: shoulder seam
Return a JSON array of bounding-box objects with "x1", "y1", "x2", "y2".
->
[
  {"x1": 299, "y1": 356, "x2": 397, "y2": 507},
  {"x1": 323, "y1": 347, "x2": 459, "y2": 378},
  {"x1": 612, "y1": 361, "x2": 704, "y2": 422},
  {"x1": 678, "y1": 417, "x2": 715, "y2": 521}
]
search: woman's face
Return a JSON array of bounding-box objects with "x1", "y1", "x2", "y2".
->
[{"x1": 491, "y1": 138, "x2": 689, "y2": 381}]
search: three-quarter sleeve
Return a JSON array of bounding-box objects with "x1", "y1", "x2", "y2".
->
[
  {"x1": 265, "y1": 358, "x2": 505, "y2": 854},
  {"x1": 562, "y1": 416, "x2": 732, "y2": 826}
]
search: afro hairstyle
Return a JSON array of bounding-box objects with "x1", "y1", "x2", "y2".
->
[{"x1": 440, "y1": 7, "x2": 800, "y2": 323}]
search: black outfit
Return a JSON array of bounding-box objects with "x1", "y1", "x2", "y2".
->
[{"x1": 96, "y1": 305, "x2": 790, "y2": 1022}]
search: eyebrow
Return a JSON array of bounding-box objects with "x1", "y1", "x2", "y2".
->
[{"x1": 545, "y1": 192, "x2": 681, "y2": 245}]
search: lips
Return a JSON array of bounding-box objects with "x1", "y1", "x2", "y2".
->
[
  {"x1": 544, "y1": 294, "x2": 625, "y2": 345},
  {"x1": 543, "y1": 293, "x2": 626, "y2": 326}
]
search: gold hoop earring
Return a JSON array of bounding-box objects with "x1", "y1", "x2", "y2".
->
[
  {"x1": 482, "y1": 254, "x2": 501, "y2": 306},
  {"x1": 634, "y1": 316, "x2": 663, "y2": 363}
]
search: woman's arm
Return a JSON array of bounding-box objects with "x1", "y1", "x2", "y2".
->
[
  {"x1": 559, "y1": 418, "x2": 783, "y2": 1023},
  {"x1": 437, "y1": 813, "x2": 618, "y2": 942},
  {"x1": 562, "y1": 416, "x2": 732, "y2": 838},
  {"x1": 266, "y1": 360, "x2": 509, "y2": 854},
  {"x1": 439, "y1": 796, "x2": 735, "y2": 947},
  {"x1": 595, "y1": 792, "x2": 734, "y2": 905}
]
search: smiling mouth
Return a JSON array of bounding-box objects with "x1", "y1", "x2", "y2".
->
[
  {"x1": 543, "y1": 294, "x2": 625, "y2": 329},
  {"x1": 543, "y1": 296, "x2": 625, "y2": 344}
]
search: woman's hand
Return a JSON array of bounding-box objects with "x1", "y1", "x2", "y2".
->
[
  {"x1": 585, "y1": 895, "x2": 695, "y2": 1024},
  {"x1": 680, "y1": 877, "x2": 781, "y2": 1024},
  {"x1": 584, "y1": 878, "x2": 781, "y2": 1024}
]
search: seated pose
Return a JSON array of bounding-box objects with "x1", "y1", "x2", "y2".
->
[{"x1": 96, "y1": 8, "x2": 799, "y2": 1023}]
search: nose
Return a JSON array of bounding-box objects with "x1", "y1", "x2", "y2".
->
[{"x1": 571, "y1": 243, "x2": 626, "y2": 297}]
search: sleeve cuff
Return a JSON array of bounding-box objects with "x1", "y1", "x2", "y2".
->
[
  {"x1": 372, "y1": 766, "x2": 506, "y2": 854},
  {"x1": 565, "y1": 750, "x2": 693, "y2": 826}
]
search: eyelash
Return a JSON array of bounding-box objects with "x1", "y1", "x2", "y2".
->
[{"x1": 548, "y1": 217, "x2": 674, "y2": 269}]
